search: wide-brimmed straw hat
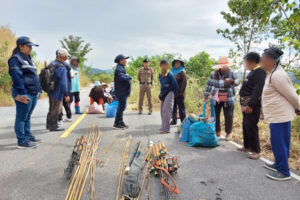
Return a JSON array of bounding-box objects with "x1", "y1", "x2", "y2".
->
[
  {"x1": 212, "y1": 56, "x2": 233, "y2": 69},
  {"x1": 101, "y1": 83, "x2": 109, "y2": 88}
]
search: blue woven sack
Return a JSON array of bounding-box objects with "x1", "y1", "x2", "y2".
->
[
  {"x1": 180, "y1": 117, "x2": 193, "y2": 142},
  {"x1": 106, "y1": 101, "x2": 119, "y2": 118},
  {"x1": 188, "y1": 100, "x2": 218, "y2": 147}
]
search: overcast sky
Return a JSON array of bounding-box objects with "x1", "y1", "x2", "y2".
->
[{"x1": 0, "y1": 0, "x2": 232, "y2": 69}]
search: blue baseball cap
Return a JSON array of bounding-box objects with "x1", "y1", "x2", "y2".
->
[
  {"x1": 114, "y1": 54, "x2": 129, "y2": 63},
  {"x1": 16, "y1": 36, "x2": 39, "y2": 47}
]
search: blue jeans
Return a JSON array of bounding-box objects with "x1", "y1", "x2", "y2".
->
[
  {"x1": 114, "y1": 95, "x2": 128, "y2": 125},
  {"x1": 270, "y1": 122, "x2": 291, "y2": 176},
  {"x1": 12, "y1": 89, "x2": 38, "y2": 145}
]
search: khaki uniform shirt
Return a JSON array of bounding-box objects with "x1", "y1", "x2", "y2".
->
[{"x1": 138, "y1": 67, "x2": 153, "y2": 84}]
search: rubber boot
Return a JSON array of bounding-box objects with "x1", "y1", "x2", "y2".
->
[{"x1": 75, "y1": 106, "x2": 83, "y2": 114}]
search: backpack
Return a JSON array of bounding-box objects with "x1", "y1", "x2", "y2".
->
[{"x1": 39, "y1": 64, "x2": 62, "y2": 93}]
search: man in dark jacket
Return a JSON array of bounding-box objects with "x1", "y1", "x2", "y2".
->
[
  {"x1": 47, "y1": 48, "x2": 70, "y2": 131},
  {"x1": 238, "y1": 52, "x2": 266, "y2": 160},
  {"x1": 113, "y1": 54, "x2": 131, "y2": 129}
]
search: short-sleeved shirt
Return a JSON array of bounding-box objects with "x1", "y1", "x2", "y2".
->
[{"x1": 71, "y1": 67, "x2": 80, "y2": 93}]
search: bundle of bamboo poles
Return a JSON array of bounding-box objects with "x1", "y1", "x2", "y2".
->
[
  {"x1": 65, "y1": 126, "x2": 102, "y2": 200},
  {"x1": 116, "y1": 135, "x2": 132, "y2": 200}
]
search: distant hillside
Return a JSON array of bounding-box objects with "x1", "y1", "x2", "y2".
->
[{"x1": 84, "y1": 66, "x2": 113, "y2": 74}]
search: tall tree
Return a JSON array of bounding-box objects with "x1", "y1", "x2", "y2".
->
[
  {"x1": 271, "y1": 0, "x2": 300, "y2": 69},
  {"x1": 217, "y1": 0, "x2": 273, "y2": 79},
  {"x1": 60, "y1": 35, "x2": 92, "y2": 66}
]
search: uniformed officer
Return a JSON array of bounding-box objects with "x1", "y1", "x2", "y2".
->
[{"x1": 138, "y1": 58, "x2": 153, "y2": 115}]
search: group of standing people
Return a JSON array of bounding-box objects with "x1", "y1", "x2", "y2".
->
[
  {"x1": 8, "y1": 36, "x2": 83, "y2": 148},
  {"x1": 7, "y1": 36, "x2": 300, "y2": 181}
]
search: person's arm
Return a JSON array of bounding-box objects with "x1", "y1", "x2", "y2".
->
[
  {"x1": 169, "y1": 74, "x2": 179, "y2": 96},
  {"x1": 248, "y1": 70, "x2": 266, "y2": 108},
  {"x1": 232, "y1": 71, "x2": 240, "y2": 86},
  {"x1": 137, "y1": 69, "x2": 141, "y2": 83},
  {"x1": 90, "y1": 97, "x2": 94, "y2": 105},
  {"x1": 116, "y1": 67, "x2": 131, "y2": 82},
  {"x1": 272, "y1": 73, "x2": 300, "y2": 111},
  {"x1": 8, "y1": 58, "x2": 27, "y2": 95},
  {"x1": 151, "y1": 68, "x2": 154, "y2": 85},
  {"x1": 179, "y1": 72, "x2": 187, "y2": 96},
  {"x1": 56, "y1": 67, "x2": 68, "y2": 97},
  {"x1": 204, "y1": 72, "x2": 214, "y2": 98}
]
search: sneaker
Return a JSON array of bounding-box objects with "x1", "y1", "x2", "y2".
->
[
  {"x1": 148, "y1": 112, "x2": 152, "y2": 115},
  {"x1": 120, "y1": 122, "x2": 129, "y2": 129},
  {"x1": 17, "y1": 141, "x2": 37, "y2": 149},
  {"x1": 64, "y1": 118, "x2": 73, "y2": 122},
  {"x1": 138, "y1": 111, "x2": 142, "y2": 115},
  {"x1": 264, "y1": 163, "x2": 277, "y2": 172},
  {"x1": 170, "y1": 121, "x2": 177, "y2": 125},
  {"x1": 29, "y1": 136, "x2": 41, "y2": 143},
  {"x1": 58, "y1": 120, "x2": 63, "y2": 126},
  {"x1": 225, "y1": 133, "x2": 232, "y2": 141},
  {"x1": 266, "y1": 171, "x2": 291, "y2": 181},
  {"x1": 113, "y1": 124, "x2": 125, "y2": 130}
]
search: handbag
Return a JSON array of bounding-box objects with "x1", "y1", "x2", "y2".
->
[{"x1": 218, "y1": 89, "x2": 228, "y2": 102}]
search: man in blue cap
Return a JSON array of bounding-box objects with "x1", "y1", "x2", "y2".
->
[{"x1": 113, "y1": 54, "x2": 131, "y2": 129}]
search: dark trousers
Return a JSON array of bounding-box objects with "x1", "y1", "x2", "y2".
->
[
  {"x1": 242, "y1": 106, "x2": 261, "y2": 153},
  {"x1": 214, "y1": 102, "x2": 234, "y2": 134},
  {"x1": 58, "y1": 98, "x2": 72, "y2": 120},
  {"x1": 172, "y1": 96, "x2": 186, "y2": 123},
  {"x1": 47, "y1": 96, "x2": 62, "y2": 129},
  {"x1": 70, "y1": 92, "x2": 80, "y2": 103},
  {"x1": 270, "y1": 122, "x2": 291, "y2": 176},
  {"x1": 114, "y1": 95, "x2": 128, "y2": 125}
]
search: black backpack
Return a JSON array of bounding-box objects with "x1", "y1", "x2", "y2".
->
[{"x1": 39, "y1": 64, "x2": 62, "y2": 93}]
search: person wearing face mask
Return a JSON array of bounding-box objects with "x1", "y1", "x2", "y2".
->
[
  {"x1": 170, "y1": 58, "x2": 187, "y2": 125},
  {"x1": 261, "y1": 47, "x2": 300, "y2": 181},
  {"x1": 238, "y1": 52, "x2": 266, "y2": 160},
  {"x1": 8, "y1": 36, "x2": 42, "y2": 148}
]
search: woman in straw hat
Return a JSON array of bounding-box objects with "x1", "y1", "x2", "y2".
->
[{"x1": 204, "y1": 56, "x2": 240, "y2": 141}]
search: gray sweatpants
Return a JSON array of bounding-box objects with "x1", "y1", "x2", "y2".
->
[{"x1": 160, "y1": 92, "x2": 174, "y2": 132}]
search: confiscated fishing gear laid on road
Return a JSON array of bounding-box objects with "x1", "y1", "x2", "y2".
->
[
  {"x1": 65, "y1": 126, "x2": 102, "y2": 200},
  {"x1": 150, "y1": 141, "x2": 179, "y2": 200},
  {"x1": 64, "y1": 135, "x2": 86, "y2": 180}
]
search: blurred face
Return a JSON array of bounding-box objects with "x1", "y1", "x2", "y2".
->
[
  {"x1": 143, "y1": 62, "x2": 149, "y2": 68},
  {"x1": 243, "y1": 60, "x2": 257, "y2": 70},
  {"x1": 160, "y1": 63, "x2": 169, "y2": 73},
  {"x1": 62, "y1": 56, "x2": 69, "y2": 62},
  {"x1": 120, "y1": 59, "x2": 127, "y2": 66},
  {"x1": 260, "y1": 55, "x2": 276, "y2": 72},
  {"x1": 174, "y1": 61, "x2": 181, "y2": 68},
  {"x1": 71, "y1": 59, "x2": 79, "y2": 66},
  {"x1": 220, "y1": 65, "x2": 230, "y2": 73},
  {"x1": 19, "y1": 44, "x2": 32, "y2": 55}
]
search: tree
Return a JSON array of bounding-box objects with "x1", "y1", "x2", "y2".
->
[
  {"x1": 271, "y1": 0, "x2": 300, "y2": 69},
  {"x1": 217, "y1": 0, "x2": 273, "y2": 79},
  {"x1": 60, "y1": 35, "x2": 92, "y2": 66},
  {"x1": 185, "y1": 51, "x2": 216, "y2": 85}
]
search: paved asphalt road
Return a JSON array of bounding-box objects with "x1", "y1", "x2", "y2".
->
[{"x1": 0, "y1": 87, "x2": 299, "y2": 200}]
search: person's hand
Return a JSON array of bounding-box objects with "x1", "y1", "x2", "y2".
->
[
  {"x1": 15, "y1": 95, "x2": 30, "y2": 104},
  {"x1": 245, "y1": 106, "x2": 253, "y2": 114},
  {"x1": 38, "y1": 93, "x2": 42, "y2": 99},
  {"x1": 225, "y1": 78, "x2": 233, "y2": 85},
  {"x1": 65, "y1": 96, "x2": 70, "y2": 102}
]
